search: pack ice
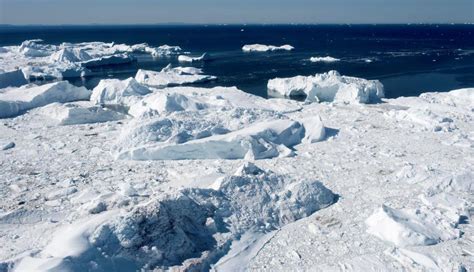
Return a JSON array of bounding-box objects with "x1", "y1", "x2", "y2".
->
[{"x1": 268, "y1": 70, "x2": 384, "y2": 103}]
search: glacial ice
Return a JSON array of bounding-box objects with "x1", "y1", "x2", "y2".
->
[
  {"x1": 178, "y1": 53, "x2": 209, "y2": 62},
  {"x1": 38, "y1": 102, "x2": 126, "y2": 125},
  {"x1": 242, "y1": 44, "x2": 295, "y2": 52},
  {"x1": 310, "y1": 56, "x2": 341, "y2": 63},
  {"x1": 0, "y1": 81, "x2": 91, "y2": 118},
  {"x1": 268, "y1": 70, "x2": 385, "y2": 103},
  {"x1": 135, "y1": 66, "x2": 217, "y2": 88},
  {"x1": 90, "y1": 77, "x2": 151, "y2": 110}
]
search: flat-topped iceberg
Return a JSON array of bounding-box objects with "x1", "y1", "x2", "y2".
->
[
  {"x1": 268, "y1": 70, "x2": 384, "y2": 104},
  {"x1": 135, "y1": 65, "x2": 216, "y2": 88},
  {"x1": 242, "y1": 44, "x2": 294, "y2": 52},
  {"x1": 0, "y1": 81, "x2": 91, "y2": 118}
]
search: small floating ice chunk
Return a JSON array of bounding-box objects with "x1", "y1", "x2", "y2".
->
[
  {"x1": 365, "y1": 205, "x2": 460, "y2": 247},
  {"x1": 0, "y1": 81, "x2": 91, "y2": 118},
  {"x1": 39, "y1": 101, "x2": 126, "y2": 125},
  {"x1": 135, "y1": 66, "x2": 216, "y2": 88},
  {"x1": 242, "y1": 44, "x2": 294, "y2": 52},
  {"x1": 309, "y1": 56, "x2": 340, "y2": 63},
  {"x1": 178, "y1": 53, "x2": 209, "y2": 62},
  {"x1": 268, "y1": 70, "x2": 384, "y2": 104}
]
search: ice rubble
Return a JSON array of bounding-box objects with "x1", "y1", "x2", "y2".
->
[
  {"x1": 268, "y1": 70, "x2": 384, "y2": 103},
  {"x1": 310, "y1": 56, "x2": 340, "y2": 63},
  {"x1": 15, "y1": 162, "x2": 336, "y2": 271},
  {"x1": 242, "y1": 44, "x2": 295, "y2": 52},
  {"x1": 0, "y1": 81, "x2": 91, "y2": 118},
  {"x1": 178, "y1": 53, "x2": 209, "y2": 62},
  {"x1": 135, "y1": 66, "x2": 217, "y2": 88},
  {"x1": 38, "y1": 102, "x2": 126, "y2": 125}
]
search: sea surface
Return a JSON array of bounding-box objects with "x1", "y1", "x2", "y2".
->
[{"x1": 1, "y1": 24, "x2": 473, "y2": 98}]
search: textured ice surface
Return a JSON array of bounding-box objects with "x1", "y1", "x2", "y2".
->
[{"x1": 135, "y1": 66, "x2": 216, "y2": 88}]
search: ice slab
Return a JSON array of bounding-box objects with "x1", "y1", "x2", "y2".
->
[
  {"x1": 135, "y1": 66, "x2": 216, "y2": 88},
  {"x1": 0, "y1": 81, "x2": 91, "y2": 118}
]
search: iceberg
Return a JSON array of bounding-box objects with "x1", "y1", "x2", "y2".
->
[
  {"x1": 135, "y1": 66, "x2": 216, "y2": 88},
  {"x1": 90, "y1": 77, "x2": 151, "y2": 110},
  {"x1": 178, "y1": 53, "x2": 209, "y2": 62},
  {"x1": 268, "y1": 70, "x2": 384, "y2": 104},
  {"x1": 39, "y1": 101, "x2": 126, "y2": 125},
  {"x1": 309, "y1": 56, "x2": 340, "y2": 63},
  {"x1": 81, "y1": 54, "x2": 134, "y2": 68},
  {"x1": 49, "y1": 48, "x2": 92, "y2": 63},
  {"x1": 242, "y1": 44, "x2": 294, "y2": 52},
  {"x1": 0, "y1": 81, "x2": 91, "y2": 118}
]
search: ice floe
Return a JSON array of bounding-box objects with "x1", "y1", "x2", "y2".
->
[
  {"x1": 310, "y1": 56, "x2": 341, "y2": 63},
  {"x1": 242, "y1": 44, "x2": 295, "y2": 52},
  {"x1": 178, "y1": 53, "x2": 209, "y2": 62},
  {"x1": 268, "y1": 70, "x2": 384, "y2": 103},
  {"x1": 0, "y1": 81, "x2": 91, "y2": 118}
]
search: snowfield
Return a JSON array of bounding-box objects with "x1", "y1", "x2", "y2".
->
[{"x1": 0, "y1": 69, "x2": 473, "y2": 271}]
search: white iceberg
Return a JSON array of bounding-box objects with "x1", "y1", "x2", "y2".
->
[
  {"x1": 178, "y1": 53, "x2": 209, "y2": 62},
  {"x1": 39, "y1": 101, "x2": 126, "y2": 125},
  {"x1": 135, "y1": 66, "x2": 216, "y2": 88},
  {"x1": 116, "y1": 119, "x2": 305, "y2": 160},
  {"x1": 90, "y1": 77, "x2": 151, "y2": 110},
  {"x1": 146, "y1": 45, "x2": 182, "y2": 57},
  {"x1": 50, "y1": 48, "x2": 92, "y2": 63},
  {"x1": 81, "y1": 54, "x2": 134, "y2": 68},
  {"x1": 0, "y1": 81, "x2": 91, "y2": 118},
  {"x1": 242, "y1": 44, "x2": 294, "y2": 52},
  {"x1": 268, "y1": 70, "x2": 384, "y2": 104},
  {"x1": 310, "y1": 56, "x2": 340, "y2": 63}
]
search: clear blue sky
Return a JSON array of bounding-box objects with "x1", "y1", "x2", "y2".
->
[{"x1": 0, "y1": 0, "x2": 473, "y2": 25}]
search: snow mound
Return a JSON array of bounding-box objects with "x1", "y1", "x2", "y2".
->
[
  {"x1": 310, "y1": 56, "x2": 340, "y2": 63},
  {"x1": 0, "y1": 81, "x2": 91, "y2": 118},
  {"x1": 388, "y1": 107, "x2": 456, "y2": 132},
  {"x1": 178, "y1": 53, "x2": 209, "y2": 62},
  {"x1": 268, "y1": 70, "x2": 384, "y2": 104},
  {"x1": 14, "y1": 163, "x2": 335, "y2": 271},
  {"x1": 242, "y1": 44, "x2": 294, "y2": 52},
  {"x1": 39, "y1": 101, "x2": 126, "y2": 125},
  {"x1": 135, "y1": 67, "x2": 216, "y2": 88},
  {"x1": 91, "y1": 77, "x2": 151, "y2": 111},
  {"x1": 116, "y1": 118, "x2": 305, "y2": 160},
  {"x1": 365, "y1": 205, "x2": 460, "y2": 247}
]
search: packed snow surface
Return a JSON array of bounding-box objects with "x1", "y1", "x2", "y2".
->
[
  {"x1": 0, "y1": 70, "x2": 472, "y2": 272},
  {"x1": 268, "y1": 70, "x2": 385, "y2": 103},
  {"x1": 242, "y1": 44, "x2": 295, "y2": 52}
]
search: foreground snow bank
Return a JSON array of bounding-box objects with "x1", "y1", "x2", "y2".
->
[
  {"x1": 268, "y1": 70, "x2": 384, "y2": 103},
  {"x1": 0, "y1": 81, "x2": 91, "y2": 118},
  {"x1": 15, "y1": 163, "x2": 335, "y2": 271},
  {"x1": 242, "y1": 44, "x2": 294, "y2": 52},
  {"x1": 135, "y1": 65, "x2": 216, "y2": 88}
]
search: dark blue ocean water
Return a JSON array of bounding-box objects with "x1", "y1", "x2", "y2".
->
[{"x1": 1, "y1": 25, "x2": 473, "y2": 98}]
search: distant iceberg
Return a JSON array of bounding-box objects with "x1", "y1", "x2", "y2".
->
[
  {"x1": 178, "y1": 53, "x2": 209, "y2": 62},
  {"x1": 135, "y1": 65, "x2": 216, "y2": 88},
  {"x1": 242, "y1": 44, "x2": 294, "y2": 52},
  {"x1": 310, "y1": 56, "x2": 340, "y2": 63}
]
